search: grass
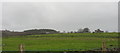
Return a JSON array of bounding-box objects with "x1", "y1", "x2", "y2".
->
[{"x1": 2, "y1": 33, "x2": 118, "y2": 51}]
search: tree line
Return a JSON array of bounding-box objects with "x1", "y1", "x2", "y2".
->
[
  {"x1": 2, "y1": 29, "x2": 59, "y2": 37},
  {"x1": 1, "y1": 28, "x2": 106, "y2": 37}
]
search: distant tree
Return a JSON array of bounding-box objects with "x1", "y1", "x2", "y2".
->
[
  {"x1": 94, "y1": 29, "x2": 104, "y2": 33},
  {"x1": 70, "y1": 31, "x2": 74, "y2": 33},
  {"x1": 24, "y1": 29, "x2": 59, "y2": 34},
  {"x1": 77, "y1": 28, "x2": 83, "y2": 33},
  {"x1": 74, "y1": 31, "x2": 77, "y2": 33},
  {"x1": 83, "y1": 28, "x2": 90, "y2": 33}
]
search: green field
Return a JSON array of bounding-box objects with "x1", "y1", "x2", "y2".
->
[{"x1": 2, "y1": 33, "x2": 118, "y2": 51}]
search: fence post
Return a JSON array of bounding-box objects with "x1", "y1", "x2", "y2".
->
[
  {"x1": 102, "y1": 41, "x2": 107, "y2": 53},
  {"x1": 19, "y1": 44, "x2": 24, "y2": 53}
]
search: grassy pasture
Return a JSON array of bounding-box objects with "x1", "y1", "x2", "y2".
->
[{"x1": 2, "y1": 33, "x2": 118, "y2": 51}]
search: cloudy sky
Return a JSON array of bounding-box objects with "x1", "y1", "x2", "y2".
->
[{"x1": 2, "y1": 2, "x2": 118, "y2": 32}]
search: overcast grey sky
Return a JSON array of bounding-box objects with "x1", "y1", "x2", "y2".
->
[{"x1": 2, "y1": 2, "x2": 118, "y2": 32}]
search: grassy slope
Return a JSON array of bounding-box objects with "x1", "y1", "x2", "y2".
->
[
  {"x1": 0, "y1": 37, "x2": 1, "y2": 51},
  {"x1": 2, "y1": 33, "x2": 118, "y2": 51}
]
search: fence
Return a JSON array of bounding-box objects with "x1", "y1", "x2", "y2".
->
[{"x1": 18, "y1": 41, "x2": 119, "y2": 53}]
